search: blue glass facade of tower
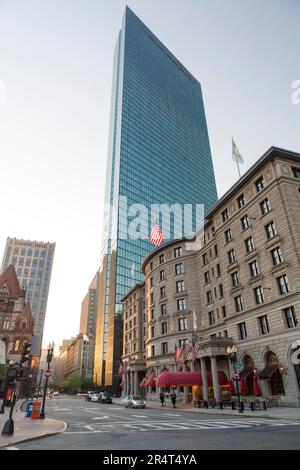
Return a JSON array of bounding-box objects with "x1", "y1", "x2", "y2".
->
[{"x1": 94, "y1": 7, "x2": 217, "y2": 390}]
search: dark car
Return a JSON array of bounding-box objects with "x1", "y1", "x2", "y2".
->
[{"x1": 100, "y1": 394, "x2": 113, "y2": 404}]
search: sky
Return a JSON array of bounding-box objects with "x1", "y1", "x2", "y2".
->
[{"x1": 0, "y1": 0, "x2": 299, "y2": 353}]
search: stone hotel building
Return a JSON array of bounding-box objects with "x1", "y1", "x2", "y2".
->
[{"x1": 121, "y1": 147, "x2": 300, "y2": 407}]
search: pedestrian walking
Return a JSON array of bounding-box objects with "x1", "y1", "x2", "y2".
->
[
  {"x1": 170, "y1": 388, "x2": 177, "y2": 408},
  {"x1": 159, "y1": 391, "x2": 165, "y2": 406}
]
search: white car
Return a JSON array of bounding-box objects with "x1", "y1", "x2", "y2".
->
[
  {"x1": 121, "y1": 395, "x2": 146, "y2": 409},
  {"x1": 90, "y1": 393, "x2": 100, "y2": 402}
]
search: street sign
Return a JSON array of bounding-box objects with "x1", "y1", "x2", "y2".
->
[
  {"x1": 44, "y1": 369, "x2": 52, "y2": 379},
  {"x1": 232, "y1": 372, "x2": 240, "y2": 381},
  {"x1": 234, "y1": 363, "x2": 242, "y2": 371}
]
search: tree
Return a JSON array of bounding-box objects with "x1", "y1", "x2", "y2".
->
[
  {"x1": 65, "y1": 372, "x2": 81, "y2": 393},
  {"x1": 0, "y1": 364, "x2": 8, "y2": 381},
  {"x1": 81, "y1": 377, "x2": 94, "y2": 391}
]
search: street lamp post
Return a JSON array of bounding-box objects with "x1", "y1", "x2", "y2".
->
[
  {"x1": 39, "y1": 342, "x2": 54, "y2": 420},
  {"x1": 227, "y1": 345, "x2": 243, "y2": 413}
]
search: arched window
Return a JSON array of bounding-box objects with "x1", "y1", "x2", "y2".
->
[{"x1": 266, "y1": 351, "x2": 285, "y2": 396}]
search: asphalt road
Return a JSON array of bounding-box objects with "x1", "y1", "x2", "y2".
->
[{"x1": 9, "y1": 396, "x2": 300, "y2": 450}]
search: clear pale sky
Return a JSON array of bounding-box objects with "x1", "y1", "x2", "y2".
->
[{"x1": 0, "y1": 0, "x2": 299, "y2": 353}]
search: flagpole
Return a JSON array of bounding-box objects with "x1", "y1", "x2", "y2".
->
[{"x1": 236, "y1": 158, "x2": 241, "y2": 179}]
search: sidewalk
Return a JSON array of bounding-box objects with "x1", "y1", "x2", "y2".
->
[
  {"x1": 114, "y1": 397, "x2": 300, "y2": 421},
  {"x1": 0, "y1": 407, "x2": 66, "y2": 448}
]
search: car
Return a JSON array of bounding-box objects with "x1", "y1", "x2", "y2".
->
[
  {"x1": 100, "y1": 394, "x2": 113, "y2": 404},
  {"x1": 90, "y1": 393, "x2": 100, "y2": 402},
  {"x1": 121, "y1": 395, "x2": 146, "y2": 409},
  {"x1": 53, "y1": 391, "x2": 60, "y2": 397}
]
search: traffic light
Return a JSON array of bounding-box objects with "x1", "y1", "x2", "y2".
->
[{"x1": 20, "y1": 341, "x2": 31, "y2": 365}]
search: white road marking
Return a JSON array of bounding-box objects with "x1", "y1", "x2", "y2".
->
[
  {"x1": 131, "y1": 415, "x2": 148, "y2": 419},
  {"x1": 162, "y1": 413, "x2": 181, "y2": 417},
  {"x1": 4, "y1": 447, "x2": 20, "y2": 450},
  {"x1": 54, "y1": 408, "x2": 72, "y2": 411},
  {"x1": 92, "y1": 416, "x2": 109, "y2": 420}
]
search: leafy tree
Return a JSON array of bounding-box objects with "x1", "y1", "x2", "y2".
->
[
  {"x1": 81, "y1": 378, "x2": 94, "y2": 391},
  {"x1": 0, "y1": 364, "x2": 8, "y2": 380}
]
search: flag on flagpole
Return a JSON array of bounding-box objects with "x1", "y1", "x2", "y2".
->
[
  {"x1": 192, "y1": 341, "x2": 200, "y2": 361},
  {"x1": 232, "y1": 137, "x2": 244, "y2": 164},
  {"x1": 183, "y1": 344, "x2": 191, "y2": 362},
  {"x1": 83, "y1": 334, "x2": 90, "y2": 343},
  {"x1": 118, "y1": 363, "x2": 124, "y2": 376},
  {"x1": 192, "y1": 308, "x2": 197, "y2": 331},
  {"x1": 149, "y1": 224, "x2": 163, "y2": 246},
  {"x1": 175, "y1": 345, "x2": 182, "y2": 363}
]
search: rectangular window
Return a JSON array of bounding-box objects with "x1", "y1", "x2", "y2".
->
[
  {"x1": 271, "y1": 246, "x2": 283, "y2": 266},
  {"x1": 159, "y1": 270, "x2": 165, "y2": 281},
  {"x1": 228, "y1": 249, "x2": 236, "y2": 265},
  {"x1": 202, "y1": 253, "x2": 208, "y2": 265},
  {"x1": 231, "y1": 271, "x2": 239, "y2": 287},
  {"x1": 161, "y1": 322, "x2": 168, "y2": 334},
  {"x1": 174, "y1": 247, "x2": 182, "y2": 258},
  {"x1": 159, "y1": 253, "x2": 165, "y2": 264},
  {"x1": 150, "y1": 293, "x2": 154, "y2": 304},
  {"x1": 249, "y1": 259, "x2": 260, "y2": 277},
  {"x1": 160, "y1": 286, "x2": 166, "y2": 298},
  {"x1": 178, "y1": 318, "x2": 188, "y2": 331},
  {"x1": 206, "y1": 291, "x2": 213, "y2": 304},
  {"x1": 245, "y1": 236, "x2": 255, "y2": 253},
  {"x1": 222, "y1": 305, "x2": 227, "y2": 318},
  {"x1": 151, "y1": 345, "x2": 155, "y2": 357},
  {"x1": 150, "y1": 308, "x2": 155, "y2": 320},
  {"x1": 283, "y1": 306, "x2": 297, "y2": 328},
  {"x1": 265, "y1": 221, "x2": 277, "y2": 239},
  {"x1": 292, "y1": 167, "x2": 300, "y2": 179},
  {"x1": 175, "y1": 263, "x2": 184, "y2": 275},
  {"x1": 260, "y1": 197, "x2": 271, "y2": 215},
  {"x1": 254, "y1": 286, "x2": 265, "y2": 304},
  {"x1": 234, "y1": 295, "x2": 244, "y2": 312},
  {"x1": 256, "y1": 176, "x2": 265, "y2": 192},
  {"x1": 237, "y1": 193, "x2": 245, "y2": 208},
  {"x1": 277, "y1": 274, "x2": 289, "y2": 295},
  {"x1": 150, "y1": 277, "x2": 154, "y2": 288},
  {"x1": 219, "y1": 284, "x2": 224, "y2": 298},
  {"x1": 258, "y1": 315, "x2": 270, "y2": 335},
  {"x1": 177, "y1": 298, "x2": 187, "y2": 311},
  {"x1": 151, "y1": 326, "x2": 155, "y2": 338},
  {"x1": 214, "y1": 244, "x2": 218, "y2": 257},
  {"x1": 238, "y1": 322, "x2": 247, "y2": 340},
  {"x1": 241, "y1": 214, "x2": 251, "y2": 230},
  {"x1": 222, "y1": 209, "x2": 229, "y2": 222},
  {"x1": 179, "y1": 339, "x2": 188, "y2": 348},
  {"x1": 208, "y1": 311, "x2": 215, "y2": 325},
  {"x1": 224, "y1": 228, "x2": 232, "y2": 243},
  {"x1": 217, "y1": 264, "x2": 221, "y2": 277},
  {"x1": 176, "y1": 280, "x2": 185, "y2": 293},
  {"x1": 204, "y1": 271, "x2": 210, "y2": 284},
  {"x1": 161, "y1": 342, "x2": 168, "y2": 355},
  {"x1": 223, "y1": 330, "x2": 228, "y2": 338},
  {"x1": 161, "y1": 304, "x2": 167, "y2": 315}
]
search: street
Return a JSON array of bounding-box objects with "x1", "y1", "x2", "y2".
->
[{"x1": 6, "y1": 396, "x2": 300, "y2": 450}]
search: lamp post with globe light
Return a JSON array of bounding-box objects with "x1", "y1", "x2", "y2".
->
[
  {"x1": 227, "y1": 345, "x2": 243, "y2": 413},
  {"x1": 39, "y1": 342, "x2": 54, "y2": 420}
]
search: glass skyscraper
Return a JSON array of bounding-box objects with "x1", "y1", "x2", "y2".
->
[{"x1": 94, "y1": 7, "x2": 217, "y2": 391}]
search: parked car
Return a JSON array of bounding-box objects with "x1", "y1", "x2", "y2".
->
[
  {"x1": 53, "y1": 391, "x2": 60, "y2": 397},
  {"x1": 100, "y1": 394, "x2": 113, "y2": 404},
  {"x1": 121, "y1": 395, "x2": 146, "y2": 409},
  {"x1": 90, "y1": 393, "x2": 100, "y2": 402}
]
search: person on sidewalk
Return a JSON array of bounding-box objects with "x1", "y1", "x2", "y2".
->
[
  {"x1": 170, "y1": 388, "x2": 177, "y2": 408},
  {"x1": 159, "y1": 391, "x2": 165, "y2": 407}
]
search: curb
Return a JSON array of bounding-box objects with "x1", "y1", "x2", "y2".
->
[
  {"x1": 0, "y1": 420, "x2": 67, "y2": 448},
  {"x1": 114, "y1": 400, "x2": 300, "y2": 421}
]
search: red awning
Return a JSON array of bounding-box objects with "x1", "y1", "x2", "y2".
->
[
  {"x1": 139, "y1": 377, "x2": 148, "y2": 388},
  {"x1": 144, "y1": 371, "x2": 156, "y2": 387},
  {"x1": 156, "y1": 370, "x2": 229, "y2": 387}
]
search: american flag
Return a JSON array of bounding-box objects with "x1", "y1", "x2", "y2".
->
[
  {"x1": 175, "y1": 345, "x2": 182, "y2": 362},
  {"x1": 192, "y1": 341, "x2": 200, "y2": 361},
  {"x1": 118, "y1": 363, "x2": 124, "y2": 375},
  {"x1": 149, "y1": 224, "x2": 163, "y2": 246},
  {"x1": 183, "y1": 345, "x2": 191, "y2": 362}
]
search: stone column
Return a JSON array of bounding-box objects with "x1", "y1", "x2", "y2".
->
[
  {"x1": 191, "y1": 360, "x2": 198, "y2": 402},
  {"x1": 122, "y1": 373, "x2": 127, "y2": 397},
  {"x1": 228, "y1": 356, "x2": 234, "y2": 378},
  {"x1": 183, "y1": 362, "x2": 189, "y2": 404},
  {"x1": 134, "y1": 371, "x2": 139, "y2": 396},
  {"x1": 131, "y1": 371, "x2": 135, "y2": 395},
  {"x1": 211, "y1": 356, "x2": 221, "y2": 402},
  {"x1": 200, "y1": 357, "x2": 209, "y2": 401}
]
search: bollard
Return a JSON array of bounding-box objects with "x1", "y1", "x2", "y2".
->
[
  {"x1": 205, "y1": 400, "x2": 208, "y2": 409},
  {"x1": 219, "y1": 401, "x2": 223, "y2": 410},
  {"x1": 241, "y1": 401, "x2": 244, "y2": 411},
  {"x1": 250, "y1": 401, "x2": 255, "y2": 412},
  {"x1": 231, "y1": 401, "x2": 235, "y2": 410}
]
